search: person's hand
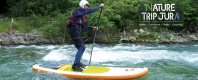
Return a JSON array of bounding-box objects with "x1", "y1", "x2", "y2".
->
[
  {"x1": 100, "y1": 3, "x2": 104, "y2": 8},
  {"x1": 93, "y1": 27, "x2": 98, "y2": 31}
]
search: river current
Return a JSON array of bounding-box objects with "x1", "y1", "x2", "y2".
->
[{"x1": 0, "y1": 43, "x2": 198, "y2": 80}]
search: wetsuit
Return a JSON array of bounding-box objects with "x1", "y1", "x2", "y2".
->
[{"x1": 68, "y1": 6, "x2": 100, "y2": 64}]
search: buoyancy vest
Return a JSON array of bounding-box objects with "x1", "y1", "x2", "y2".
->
[{"x1": 69, "y1": 13, "x2": 86, "y2": 26}]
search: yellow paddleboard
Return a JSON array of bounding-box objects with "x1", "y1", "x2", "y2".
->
[{"x1": 32, "y1": 64, "x2": 149, "y2": 80}]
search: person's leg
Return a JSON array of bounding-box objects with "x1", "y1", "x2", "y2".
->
[
  {"x1": 70, "y1": 28, "x2": 85, "y2": 71},
  {"x1": 74, "y1": 45, "x2": 85, "y2": 63},
  {"x1": 74, "y1": 45, "x2": 86, "y2": 68}
]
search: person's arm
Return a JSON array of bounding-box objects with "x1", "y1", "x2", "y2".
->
[
  {"x1": 80, "y1": 4, "x2": 104, "y2": 30},
  {"x1": 81, "y1": 25, "x2": 94, "y2": 30},
  {"x1": 78, "y1": 6, "x2": 101, "y2": 15},
  {"x1": 82, "y1": 25, "x2": 98, "y2": 31}
]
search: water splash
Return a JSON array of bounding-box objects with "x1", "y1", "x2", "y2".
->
[
  {"x1": 43, "y1": 49, "x2": 69, "y2": 61},
  {"x1": 38, "y1": 43, "x2": 198, "y2": 66},
  {"x1": 1, "y1": 43, "x2": 198, "y2": 80}
]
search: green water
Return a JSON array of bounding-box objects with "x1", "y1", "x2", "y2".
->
[{"x1": 0, "y1": 43, "x2": 198, "y2": 80}]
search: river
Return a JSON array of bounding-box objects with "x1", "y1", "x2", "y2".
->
[{"x1": 0, "y1": 43, "x2": 198, "y2": 80}]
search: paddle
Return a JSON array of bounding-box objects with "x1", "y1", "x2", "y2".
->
[{"x1": 89, "y1": 8, "x2": 103, "y2": 66}]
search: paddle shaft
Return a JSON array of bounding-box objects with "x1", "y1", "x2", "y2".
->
[{"x1": 89, "y1": 8, "x2": 103, "y2": 66}]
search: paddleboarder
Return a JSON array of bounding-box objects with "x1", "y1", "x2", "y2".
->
[{"x1": 67, "y1": 0, "x2": 104, "y2": 71}]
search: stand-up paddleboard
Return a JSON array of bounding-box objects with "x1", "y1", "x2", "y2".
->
[{"x1": 32, "y1": 64, "x2": 149, "y2": 80}]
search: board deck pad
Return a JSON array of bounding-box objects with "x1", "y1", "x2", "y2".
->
[{"x1": 57, "y1": 65, "x2": 110, "y2": 74}]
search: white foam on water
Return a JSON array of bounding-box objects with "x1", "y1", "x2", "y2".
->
[
  {"x1": 192, "y1": 54, "x2": 198, "y2": 56},
  {"x1": 185, "y1": 57, "x2": 198, "y2": 63},
  {"x1": 112, "y1": 44, "x2": 146, "y2": 50},
  {"x1": 94, "y1": 44, "x2": 168, "y2": 52},
  {"x1": 181, "y1": 52, "x2": 198, "y2": 64},
  {"x1": 32, "y1": 45, "x2": 60, "y2": 50},
  {"x1": 82, "y1": 44, "x2": 198, "y2": 65},
  {"x1": 14, "y1": 45, "x2": 61, "y2": 50},
  {"x1": 102, "y1": 63, "x2": 117, "y2": 66},
  {"x1": 39, "y1": 44, "x2": 198, "y2": 66},
  {"x1": 31, "y1": 45, "x2": 46, "y2": 49},
  {"x1": 15, "y1": 45, "x2": 26, "y2": 48},
  {"x1": 45, "y1": 45, "x2": 60, "y2": 50},
  {"x1": 43, "y1": 49, "x2": 69, "y2": 61},
  {"x1": 12, "y1": 45, "x2": 44, "y2": 49},
  {"x1": 42, "y1": 45, "x2": 77, "y2": 62},
  {"x1": 83, "y1": 46, "x2": 171, "y2": 64},
  {"x1": 194, "y1": 45, "x2": 198, "y2": 47}
]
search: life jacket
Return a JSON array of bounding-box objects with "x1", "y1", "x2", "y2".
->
[{"x1": 69, "y1": 13, "x2": 86, "y2": 26}]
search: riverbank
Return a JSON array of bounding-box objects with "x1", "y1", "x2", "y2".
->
[
  {"x1": 0, "y1": 30, "x2": 51, "y2": 46},
  {"x1": 117, "y1": 29, "x2": 198, "y2": 44},
  {"x1": 0, "y1": 0, "x2": 197, "y2": 46},
  {"x1": 1, "y1": 28, "x2": 198, "y2": 46}
]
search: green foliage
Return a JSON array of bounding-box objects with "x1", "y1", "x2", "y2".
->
[
  {"x1": 40, "y1": 21, "x2": 61, "y2": 38},
  {"x1": 102, "y1": 0, "x2": 139, "y2": 28},
  {"x1": 168, "y1": 34, "x2": 172, "y2": 40},
  {"x1": 182, "y1": 0, "x2": 198, "y2": 27},
  {"x1": 53, "y1": 13, "x2": 69, "y2": 37},
  {"x1": 7, "y1": 0, "x2": 79, "y2": 16},
  {"x1": 150, "y1": 32, "x2": 159, "y2": 40},
  {"x1": 81, "y1": 31, "x2": 89, "y2": 38},
  {"x1": 12, "y1": 20, "x2": 33, "y2": 33},
  {"x1": 86, "y1": 11, "x2": 114, "y2": 29},
  {"x1": 6, "y1": 0, "x2": 197, "y2": 28},
  {"x1": 0, "y1": 20, "x2": 10, "y2": 33},
  {"x1": 26, "y1": 14, "x2": 47, "y2": 28},
  {"x1": 139, "y1": 32, "x2": 159, "y2": 40},
  {"x1": 40, "y1": 13, "x2": 68, "y2": 39},
  {"x1": 0, "y1": 18, "x2": 33, "y2": 33},
  {"x1": 11, "y1": 14, "x2": 50, "y2": 33},
  {"x1": 2, "y1": 0, "x2": 197, "y2": 41},
  {"x1": 147, "y1": 0, "x2": 198, "y2": 30}
]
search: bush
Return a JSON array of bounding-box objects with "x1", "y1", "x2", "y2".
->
[
  {"x1": 40, "y1": 21, "x2": 61, "y2": 39},
  {"x1": 25, "y1": 14, "x2": 49, "y2": 28},
  {"x1": 0, "y1": 20, "x2": 10, "y2": 33},
  {"x1": 150, "y1": 32, "x2": 159, "y2": 40},
  {"x1": 139, "y1": 32, "x2": 159, "y2": 40},
  {"x1": 168, "y1": 34, "x2": 172, "y2": 40}
]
